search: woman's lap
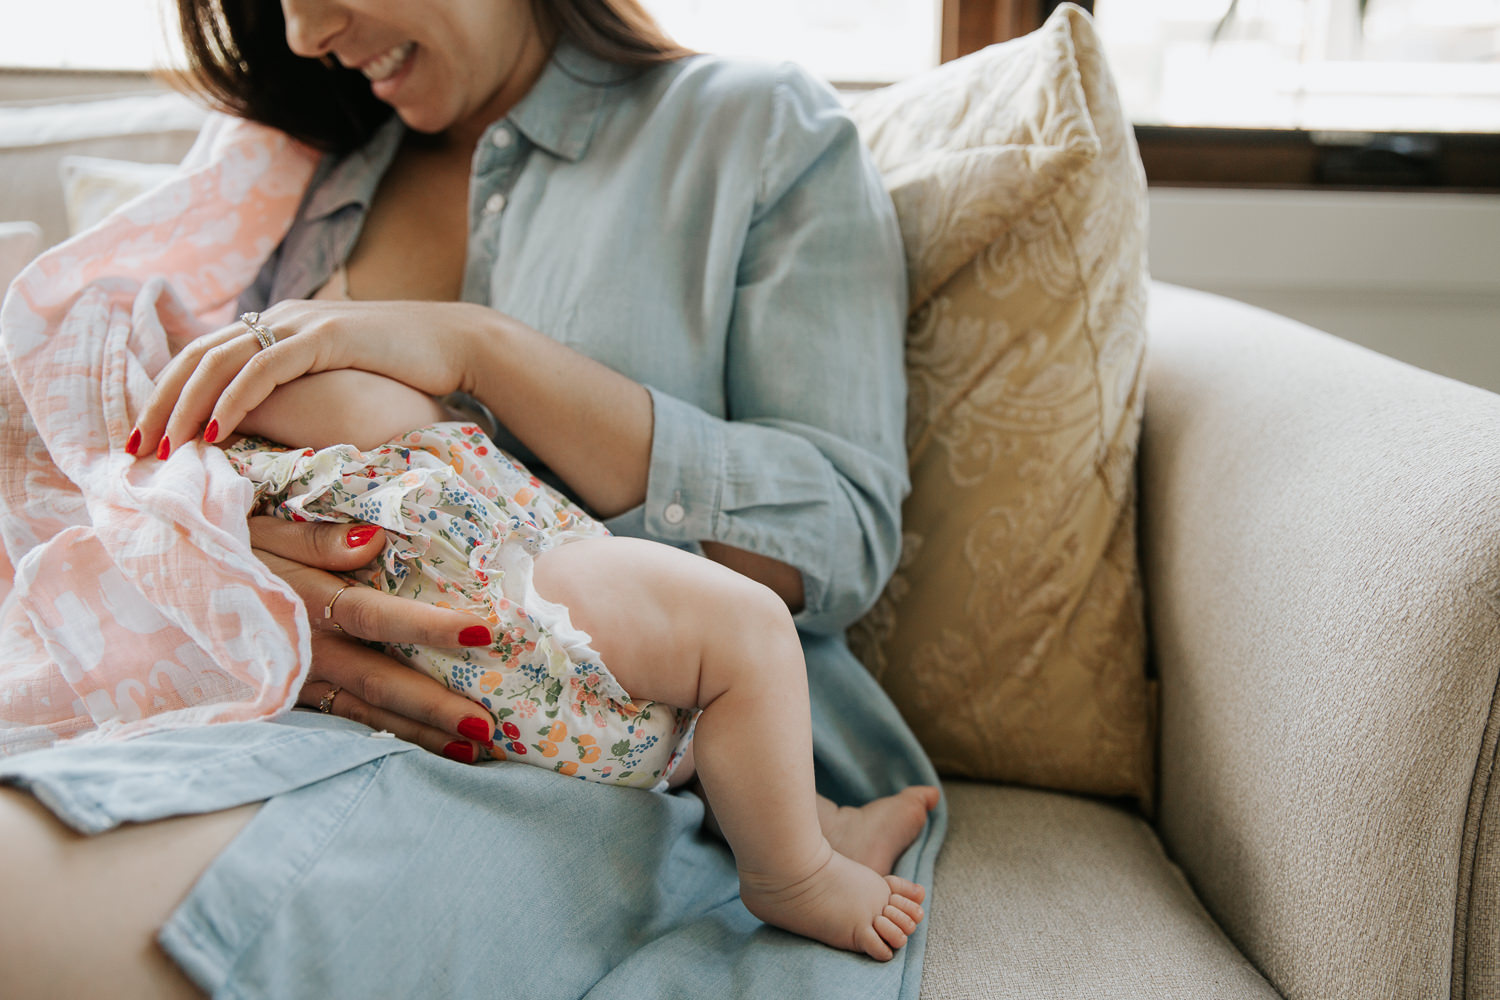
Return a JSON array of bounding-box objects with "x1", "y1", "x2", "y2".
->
[
  {"x1": 0, "y1": 635, "x2": 944, "y2": 1000},
  {"x1": 0, "y1": 711, "x2": 732, "y2": 998}
]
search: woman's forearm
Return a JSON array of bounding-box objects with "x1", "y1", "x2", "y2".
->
[
  {"x1": 457, "y1": 306, "x2": 805, "y2": 611},
  {"x1": 458, "y1": 305, "x2": 653, "y2": 519}
]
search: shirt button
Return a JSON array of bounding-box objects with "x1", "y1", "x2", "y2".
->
[
  {"x1": 663, "y1": 502, "x2": 686, "y2": 525},
  {"x1": 484, "y1": 193, "x2": 506, "y2": 215},
  {"x1": 491, "y1": 127, "x2": 514, "y2": 149}
]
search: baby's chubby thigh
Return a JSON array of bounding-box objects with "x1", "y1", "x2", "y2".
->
[
  {"x1": 530, "y1": 536, "x2": 798, "y2": 714},
  {"x1": 241, "y1": 369, "x2": 449, "y2": 451}
]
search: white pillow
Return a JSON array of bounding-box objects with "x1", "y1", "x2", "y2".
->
[
  {"x1": 58, "y1": 155, "x2": 180, "y2": 235},
  {"x1": 0, "y1": 220, "x2": 42, "y2": 296}
]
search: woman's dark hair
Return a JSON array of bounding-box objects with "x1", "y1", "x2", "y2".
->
[{"x1": 168, "y1": 0, "x2": 691, "y2": 153}]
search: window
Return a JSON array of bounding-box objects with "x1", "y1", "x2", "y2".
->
[
  {"x1": 1094, "y1": 0, "x2": 1500, "y2": 134},
  {"x1": 0, "y1": 0, "x2": 179, "y2": 71},
  {"x1": 1088, "y1": 0, "x2": 1500, "y2": 190},
  {"x1": 3, "y1": 0, "x2": 945, "y2": 84},
  {"x1": 940, "y1": 1, "x2": 1500, "y2": 191}
]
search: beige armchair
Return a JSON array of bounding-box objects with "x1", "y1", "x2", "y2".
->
[{"x1": 919, "y1": 281, "x2": 1500, "y2": 999}]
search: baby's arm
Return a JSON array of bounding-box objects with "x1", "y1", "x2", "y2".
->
[{"x1": 239, "y1": 370, "x2": 450, "y2": 451}]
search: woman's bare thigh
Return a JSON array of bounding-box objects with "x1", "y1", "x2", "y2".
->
[{"x1": 0, "y1": 785, "x2": 261, "y2": 999}]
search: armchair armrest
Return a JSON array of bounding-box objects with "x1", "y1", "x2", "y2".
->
[{"x1": 1138, "y1": 283, "x2": 1500, "y2": 1000}]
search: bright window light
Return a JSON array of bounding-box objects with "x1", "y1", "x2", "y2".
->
[
  {"x1": 1094, "y1": 0, "x2": 1500, "y2": 133},
  {"x1": 0, "y1": 0, "x2": 180, "y2": 71},
  {"x1": 0, "y1": 0, "x2": 941, "y2": 85}
]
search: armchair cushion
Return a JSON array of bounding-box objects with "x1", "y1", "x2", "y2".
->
[
  {"x1": 921, "y1": 782, "x2": 1278, "y2": 999},
  {"x1": 847, "y1": 3, "x2": 1154, "y2": 804}
]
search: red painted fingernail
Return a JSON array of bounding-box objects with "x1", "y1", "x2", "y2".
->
[
  {"x1": 442, "y1": 741, "x2": 476, "y2": 764},
  {"x1": 125, "y1": 427, "x2": 141, "y2": 455},
  {"x1": 459, "y1": 625, "x2": 492, "y2": 647},
  {"x1": 345, "y1": 525, "x2": 379, "y2": 548},
  {"x1": 457, "y1": 717, "x2": 490, "y2": 742},
  {"x1": 203, "y1": 419, "x2": 219, "y2": 444},
  {"x1": 156, "y1": 436, "x2": 170, "y2": 460}
]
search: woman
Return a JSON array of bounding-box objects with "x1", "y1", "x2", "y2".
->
[{"x1": 0, "y1": 0, "x2": 943, "y2": 995}]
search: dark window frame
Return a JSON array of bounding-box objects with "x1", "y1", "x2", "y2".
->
[{"x1": 946, "y1": 0, "x2": 1500, "y2": 193}]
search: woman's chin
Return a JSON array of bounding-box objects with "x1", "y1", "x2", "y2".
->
[{"x1": 390, "y1": 106, "x2": 452, "y2": 135}]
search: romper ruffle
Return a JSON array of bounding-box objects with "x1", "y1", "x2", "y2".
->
[{"x1": 226, "y1": 422, "x2": 697, "y2": 791}]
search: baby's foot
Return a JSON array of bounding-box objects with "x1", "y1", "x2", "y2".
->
[
  {"x1": 739, "y1": 843, "x2": 927, "y2": 961},
  {"x1": 819, "y1": 786, "x2": 939, "y2": 876}
]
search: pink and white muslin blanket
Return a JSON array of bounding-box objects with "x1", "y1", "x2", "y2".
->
[{"x1": 0, "y1": 115, "x2": 322, "y2": 754}]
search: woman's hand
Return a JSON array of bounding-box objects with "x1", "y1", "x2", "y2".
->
[
  {"x1": 132, "y1": 299, "x2": 486, "y2": 458},
  {"x1": 253, "y1": 516, "x2": 497, "y2": 762}
]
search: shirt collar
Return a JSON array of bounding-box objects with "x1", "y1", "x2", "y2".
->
[
  {"x1": 302, "y1": 40, "x2": 621, "y2": 220},
  {"x1": 303, "y1": 113, "x2": 404, "y2": 222},
  {"x1": 505, "y1": 39, "x2": 622, "y2": 163}
]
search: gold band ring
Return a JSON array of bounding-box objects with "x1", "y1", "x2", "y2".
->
[
  {"x1": 317, "y1": 685, "x2": 342, "y2": 714},
  {"x1": 238, "y1": 311, "x2": 277, "y2": 351},
  {"x1": 324, "y1": 584, "x2": 350, "y2": 633}
]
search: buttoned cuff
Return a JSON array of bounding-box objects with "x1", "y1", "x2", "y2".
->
[{"x1": 635, "y1": 386, "x2": 725, "y2": 544}]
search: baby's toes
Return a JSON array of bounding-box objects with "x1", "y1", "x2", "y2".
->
[
  {"x1": 884, "y1": 901, "x2": 919, "y2": 936},
  {"x1": 885, "y1": 874, "x2": 927, "y2": 907},
  {"x1": 907, "y1": 785, "x2": 941, "y2": 810},
  {"x1": 874, "y1": 912, "x2": 909, "y2": 952},
  {"x1": 887, "y1": 889, "x2": 925, "y2": 925},
  {"x1": 860, "y1": 918, "x2": 898, "y2": 961}
]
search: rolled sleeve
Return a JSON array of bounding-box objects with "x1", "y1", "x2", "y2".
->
[{"x1": 625, "y1": 66, "x2": 910, "y2": 634}]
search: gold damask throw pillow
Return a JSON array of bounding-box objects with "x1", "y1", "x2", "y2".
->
[{"x1": 847, "y1": 4, "x2": 1155, "y2": 805}]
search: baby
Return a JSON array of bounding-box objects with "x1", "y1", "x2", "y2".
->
[{"x1": 224, "y1": 365, "x2": 939, "y2": 961}]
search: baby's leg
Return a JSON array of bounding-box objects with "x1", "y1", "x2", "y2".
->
[
  {"x1": 239, "y1": 370, "x2": 449, "y2": 452},
  {"x1": 532, "y1": 537, "x2": 929, "y2": 960},
  {"x1": 689, "y1": 774, "x2": 940, "y2": 878}
]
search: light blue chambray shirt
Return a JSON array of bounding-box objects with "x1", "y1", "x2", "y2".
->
[{"x1": 241, "y1": 42, "x2": 910, "y2": 635}]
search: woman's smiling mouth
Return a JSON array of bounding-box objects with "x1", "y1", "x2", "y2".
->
[{"x1": 359, "y1": 41, "x2": 414, "y2": 82}]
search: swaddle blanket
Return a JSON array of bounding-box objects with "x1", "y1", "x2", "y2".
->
[{"x1": 0, "y1": 116, "x2": 321, "y2": 753}]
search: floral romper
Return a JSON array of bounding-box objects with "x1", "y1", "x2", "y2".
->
[{"x1": 226, "y1": 424, "x2": 698, "y2": 791}]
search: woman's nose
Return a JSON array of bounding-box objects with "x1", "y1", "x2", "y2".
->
[{"x1": 281, "y1": 0, "x2": 350, "y2": 59}]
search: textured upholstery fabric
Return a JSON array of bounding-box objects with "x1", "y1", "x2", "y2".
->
[
  {"x1": 846, "y1": 3, "x2": 1154, "y2": 804},
  {"x1": 1140, "y1": 283, "x2": 1500, "y2": 1000},
  {"x1": 920, "y1": 781, "x2": 1278, "y2": 999},
  {"x1": 1463, "y1": 716, "x2": 1500, "y2": 999}
]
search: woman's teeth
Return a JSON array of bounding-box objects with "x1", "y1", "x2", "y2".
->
[{"x1": 362, "y1": 42, "x2": 414, "y2": 82}]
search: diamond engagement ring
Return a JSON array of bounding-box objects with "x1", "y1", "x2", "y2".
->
[{"x1": 238, "y1": 311, "x2": 277, "y2": 350}]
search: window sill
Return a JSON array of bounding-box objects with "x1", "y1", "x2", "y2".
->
[{"x1": 1137, "y1": 125, "x2": 1500, "y2": 195}]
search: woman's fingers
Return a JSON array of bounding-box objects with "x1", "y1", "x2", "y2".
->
[
  {"x1": 134, "y1": 303, "x2": 327, "y2": 458},
  {"x1": 298, "y1": 639, "x2": 492, "y2": 761},
  {"x1": 249, "y1": 515, "x2": 389, "y2": 574},
  {"x1": 175, "y1": 323, "x2": 328, "y2": 447},
  {"x1": 131, "y1": 322, "x2": 251, "y2": 457},
  {"x1": 161, "y1": 331, "x2": 272, "y2": 450},
  {"x1": 320, "y1": 577, "x2": 496, "y2": 650},
  {"x1": 250, "y1": 529, "x2": 494, "y2": 650},
  {"x1": 251, "y1": 518, "x2": 499, "y2": 758}
]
